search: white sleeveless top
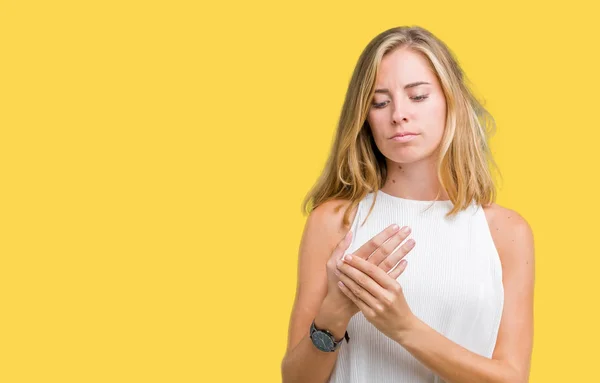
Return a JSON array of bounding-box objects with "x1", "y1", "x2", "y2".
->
[{"x1": 328, "y1": 190, "x2": 504, "y2": 383}]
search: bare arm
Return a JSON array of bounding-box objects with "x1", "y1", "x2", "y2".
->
[
  {"x1": 392, "y1": 208, "x2": 535, "y2": 383},
  {"x1": 280, "y1": 199, "x2": 355, "y2": 383},
  {"x1": 333, "y1": 205, "x2": 534, "y2": 383},
  {"x1": 281, "y1": 297, "x2": 351, "y2": 383},
  {"x1": 282, "y1": 199, "x2": 416, "y2": 383}
]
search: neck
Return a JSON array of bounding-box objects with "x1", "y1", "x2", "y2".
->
[{"x1": 381, "y1": 157, "x2": 449, "y2": 201}]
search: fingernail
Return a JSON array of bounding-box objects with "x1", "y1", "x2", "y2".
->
[
  {"x1": 345, "y1": 255, "x2": 353, "y2": 261},
  {"x1": 392, "y1": 224, "x2": 399, "y2": 231},
  {"x1": 402, "y1": 226, "x2": 411, "y2": 234}
]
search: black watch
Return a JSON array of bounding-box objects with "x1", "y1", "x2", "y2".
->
[{"x1": 309, "y1": 319, "x2": 350, "y2": 352}]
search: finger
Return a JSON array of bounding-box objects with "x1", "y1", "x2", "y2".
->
[
  {"x1": 352, "y1": 224, "x2": 401, "y2": 260},
  {"x1": 388, "y1": 259, "x2": 408, "y2": 280},
  {"x1": 337, "y1": 258, "x2": 388, "y2": 301},
  {"x1": 341, "y1": 254, "x2": 398, "y2": 291},
  {"x1": 366, "y1": 226, "x2": 412, "y2": 267},
  {"x1": 332, "y1": 230, "x2": 353, "y2": 262},
  {"x1": 378, "y1": 237, "x2": 416, "y2": 273},
  {"x1": 337, "y1": 280, "x2": 375, "y2": 317}
]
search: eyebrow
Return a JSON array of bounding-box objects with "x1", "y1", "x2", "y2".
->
[{"x1": 374, "y1": 81, "x2": 430, "y2": 93}]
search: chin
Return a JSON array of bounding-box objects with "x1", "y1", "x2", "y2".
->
[
  {"x1": 383, "y1": 146, "x2": 417, "y2": 158},
  {"x1": 384, "y1": 149, "x2": 435, "y2": 165},
  {"x1": 384, "y1": 143, "x2": 440, "y2": 163}
]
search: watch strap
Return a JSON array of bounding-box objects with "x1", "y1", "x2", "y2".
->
[{"x1": 310, "y1": 319, "x2": 350, "y2": 348}]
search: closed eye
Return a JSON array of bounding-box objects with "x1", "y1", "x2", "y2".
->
[{"x1": 371, "y1": 94, "x2": 429, "y2": 109}]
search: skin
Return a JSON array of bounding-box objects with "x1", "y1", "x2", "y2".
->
[
  {"x1": 334, "y1": 46, "x2": 535, "y2": 382},
  {"x1": 281, "y1": 46, "x2": 534, "y2": 383},
  {"x1": 281, "y1": 205, "x2": 419, "y2": 383}
]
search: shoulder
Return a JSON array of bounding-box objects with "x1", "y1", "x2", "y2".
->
[
  {"x1": 482, "y1": 206, "x2": 535, "y2": 375},
  {"x1": 482, "y1": 203, "x2": 535, "y2": 270},
  {"x1": 299, "y1": 198, "x2": 360, "y2": 264},
  {"x1": 284, "y1": 198, "x2": 359, "y2": 354},
  {"x1": 307, "y1": 198, "x2": 359, "y2": 239}
]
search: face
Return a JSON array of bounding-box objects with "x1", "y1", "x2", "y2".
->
[{"x1": 366, "y1": 47, "x2": 447, "y2": 165}]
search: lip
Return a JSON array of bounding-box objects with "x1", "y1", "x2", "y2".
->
[{"x1": 390, "y1": 133, "x2": 419, "y2": 142}]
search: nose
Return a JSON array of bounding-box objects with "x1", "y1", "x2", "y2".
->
[{"x1": 391, "y1": 99, "x2": 409, "y2": 125}]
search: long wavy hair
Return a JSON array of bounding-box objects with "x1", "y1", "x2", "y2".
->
[{"x1": 301, "y1": 25, "x2": 502, "y2": 228}]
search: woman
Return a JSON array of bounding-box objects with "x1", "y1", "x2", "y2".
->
[{"x1": 281, "y1": 25, "x2": 534, "y2": 383}]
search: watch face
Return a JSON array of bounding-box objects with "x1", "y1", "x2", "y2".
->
[{"x1": 311, "y1": 331, "x2": 335, "y2": 352}]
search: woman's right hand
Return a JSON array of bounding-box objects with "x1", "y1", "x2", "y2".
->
[{"x1": 324, "y1": 224, "x2": 416, "y2": 319}]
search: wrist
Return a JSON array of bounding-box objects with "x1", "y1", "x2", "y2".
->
[
  {"x1": 315, "y1": 297, "x2": 351, "y2": 340},
  {"x1": 394, "y1": 313, "x2": 426, "y2": 345}
]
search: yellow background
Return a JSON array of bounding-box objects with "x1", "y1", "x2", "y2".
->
[{"x1": 1, "y1": 0, "x2": 598, "y2": 381}]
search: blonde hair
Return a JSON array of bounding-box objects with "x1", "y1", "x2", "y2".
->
[{"x1": 301, "y1": 25, "x2": 502, "y2": 228}]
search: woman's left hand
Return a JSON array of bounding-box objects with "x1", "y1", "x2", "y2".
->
[{"x1": 334, "y1": 252, "x2": 417, "y2": 340}]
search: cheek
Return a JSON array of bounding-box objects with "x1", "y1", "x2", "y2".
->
[
  {"x1": 433, "y1": 97, "x2": 447, "y2": 123},
  {"x1": 367, "y1": 113, "x2": 384, "y2": 138},
  {"x1": 367, "y1": 111, "x2": 382, "y2": 127},
  {"x1": 423, "y1": 98, "x2": 446, "y2": 132}
]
